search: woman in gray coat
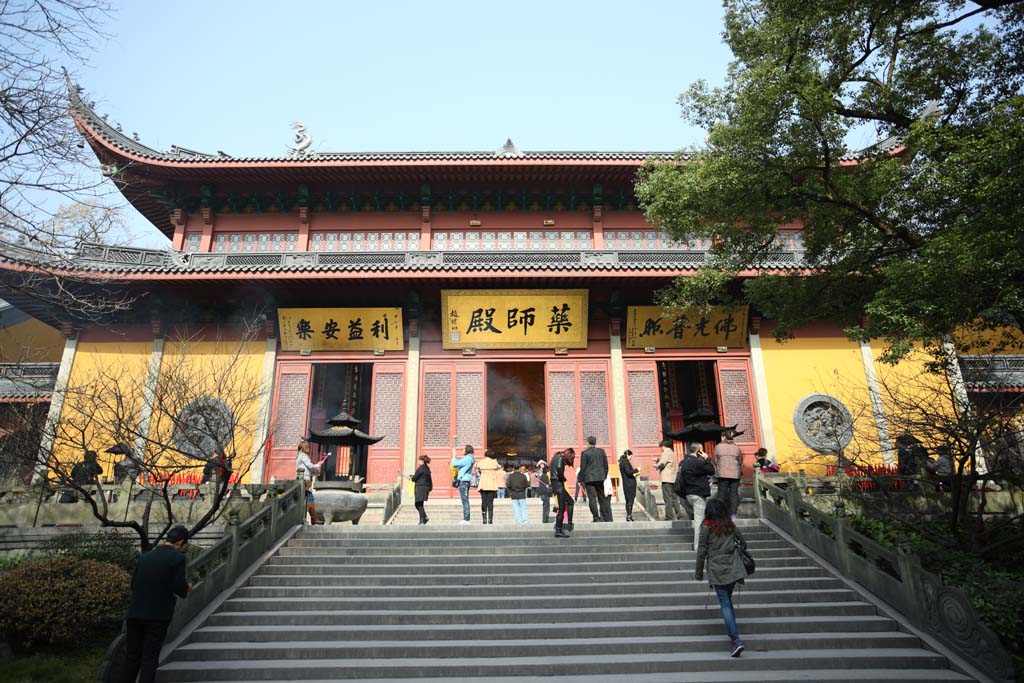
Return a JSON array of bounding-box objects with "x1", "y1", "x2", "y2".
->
[{"x1": 695, "y1": 498, "x2": 749, "y2": 657}]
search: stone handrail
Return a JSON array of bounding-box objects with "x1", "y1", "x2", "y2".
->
[
  {"x1": 635, "y1": 478, "x2": 661, "y2": 521},
  {"x1": 382, "y1": 474, "x2": 403, "y2": 525},
  {"x1": 754, "y1": 473, "x2": 1014, "y2": 682},
  {"x1": 96, "y1": 479, "x2": 305, "y2": 682}
]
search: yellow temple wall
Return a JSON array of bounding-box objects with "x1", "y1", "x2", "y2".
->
[
  {"x1": 153, "y1": 335, "x2": 265, "y2": 484},
  {"x1": 54, "y1": 336, "x2": 153, "y2": 478},
  {"x1": 0, "y1": 317, "x2": 65, "y2": 363},
  {"x1": 759, "y1": 323, "x2": 879, "y2": 473}
]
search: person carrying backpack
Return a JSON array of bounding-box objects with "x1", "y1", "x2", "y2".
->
[{"x1": 695, "y1": 498, "x2": 750, "y2": 658}]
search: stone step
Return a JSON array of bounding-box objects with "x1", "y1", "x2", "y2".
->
[
  {"x1": 285, "y1": 530, "x2": 779, "y2": 546},
  {"x1": 171, "y1": 631, "x2": 922, "y2": 661},
  {"x1": 187, "y1": 615, "x2": 903, "y2": 643},
  {"x1": 262, "y1": 555, "x2": 812, "y2": 570},
  {"x1": 260, "y1": 557, "x2": 819, "y2": 573},
  {"x1": 156, "y1": 649, "x2": 952, "y2": 681},
  {"x1": 275, "y1": 540, "x2": 795, "y2": 556},
  {"x1": 221, "y1": 588, "x2": 859, "y2": 613},
  {"x1": 205, "y1": 601, "x2": 880, "y2": 627},
  {"x1": 157, "y1": 522, "x2": 971, "y2": 683},
  {"x1": 252, "y1": 565, "x2": 829, "y2": 581},
  {"x1": 295, "y1": 524, "x2": 769, "y2": 540},
  {"x1": 163, "y1": 672, "x2": 971, "y2": 683},
  {"x1": 240, "y1": 576, "x2": 845, "y2": 596}
]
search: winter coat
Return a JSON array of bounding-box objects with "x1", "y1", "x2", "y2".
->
[
  {"x1": 506, "y1": 471, "x2": 530, "y2": 500},
  {"x1": 618, "y1": 455, "x2": 638, "y2": 480},
  {"x1": 695, "y1": 524, "x2": 748, "y2": 586},
  {"x1": 579, "y1": 446, "x2": 609, "y2": 483},
  {"x1": 411, "y1": 464, "x2": 433, "y2": 503},
  {"x1": 713, "y1": 442, "x2": 743, "y2": 480},
  {"x1": 657, "y1": 447, "x2": 678, "y2": 483},
  {"x1": 477, "y1": 456, "x2": 503, "y2": 491},
  {"x1": 680, "y1": 454, "x2": 716, "y2": 498}
]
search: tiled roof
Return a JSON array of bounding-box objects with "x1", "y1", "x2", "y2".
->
[
  {"x1": 62, "y1": 243, "x2": 807, "y2": 276},
  {"x1": 67, "y1": 80, "x2": 680, "y2": 165},
  {"x1": 69, "y1": 78, "x2": 898, "y2": 167},
  {"x1": 959, "y1": 355, "x2": 1024, "y2": 391},
  {"x1": 0, "y1": 364, "x2": 58, "y2": 400}
]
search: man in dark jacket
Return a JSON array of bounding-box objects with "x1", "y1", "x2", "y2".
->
[
  {"x1": 550, "y1": 449, "x2": 575, "y2": 538},
  {"x1": 679, "y1": 443, "x2": 716, "y2": 550},
  {"x1": 579, "y1": 435, "x2": 612, "y2": 522},
  {"x1": 117, "y1": 525, "x2": 191, "y2": 683}
]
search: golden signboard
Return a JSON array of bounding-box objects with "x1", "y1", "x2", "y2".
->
[
  {"x1": 441, "y1": 289, "x2": 589, "y2": 349},
  {"x1": 278, "y1": 308, "x2": 404, "y2": 351},
  {"x1": 625, "y1": 305, "x2": 749, "y2": 349}
]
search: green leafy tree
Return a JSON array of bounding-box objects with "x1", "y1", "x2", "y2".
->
[{"x1": 636, "y1": 0, "x2": 1024, "y2": 360}]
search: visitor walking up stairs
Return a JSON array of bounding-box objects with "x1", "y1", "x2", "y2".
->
[{"x1": 155, "y1": 521, "x2": 979, "y2": 682}]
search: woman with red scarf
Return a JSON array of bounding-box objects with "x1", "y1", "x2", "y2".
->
[{"x1": 695, "y1": 497, "x2": 749, "y2": 657}]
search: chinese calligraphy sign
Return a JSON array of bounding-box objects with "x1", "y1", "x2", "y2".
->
[
  {"x1": 278, "y1": 308, "x2": 404, "y2": 351},
  {"x1": 441, "y1": 290, "x2": 589, "y2": 349},
  {"x1": 625, "y1": 306, "x2": 749, "y2": 349}
]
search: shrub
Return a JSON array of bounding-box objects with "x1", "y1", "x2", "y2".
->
[
  {"x1": 0, "y1": 557, "x2": 130, "y2": 649},
  {"x1": 39, "y1": 531, "x2": 140, "y2": 573}
]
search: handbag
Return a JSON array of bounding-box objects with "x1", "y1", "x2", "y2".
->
[
  {"x1": 470, "y1": 470, "x2": 481, "y2": 489},
  {"x1": 735, "y1": 536, "x2": 756, "y2": 575}
]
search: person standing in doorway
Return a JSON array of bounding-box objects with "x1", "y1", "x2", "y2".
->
[
  {"x1": 410, "y1": 454, "x2": 433, "y2": 525},
  {"x1": 550, "y1": 448, "x2": 575, "y2": 538},
  {"x1": 695, "y1": 498, "x2": 749, "y2": 657},
  {"x1": 714, "y1": 430, "x2": 744, "y2": 519},
  {"x1": 580, "y1": 436, "x2": 612, "y2": 522},
  {"x1": 451, "y1": 445, "x2": 476, "y2": 524},
  {"x1": 507, "y1": 465, "x2": 530, "y2": 524},
  {"x1": 657, "y1": 440, "x2": 686, "y2": 521},
  {"x1": 117, "y1": 525, "x2": 191, "y2": 683},
  {"x1": 680, "y1": 443, "x2": 716, "y2": 550},
  {"x1": 476, "y1": 449, "x2": 502, "y2": 524},
  {"x1": 618, "y1": 450, "x2": 639, "y2": 522}
]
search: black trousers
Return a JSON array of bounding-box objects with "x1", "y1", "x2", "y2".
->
[
  {"x1": 553, "y1": 484, "x2": 574, "y2": 531},
  {"x1": 480, "y1": 490, "x2": 496, "y2": 522},
  {"x1": 585, "y1": 482, "x2": 613, "y2": 521},
  {"x1": 414, "y1": 500, "x2": 427, "y2": 522},
  {"x1": 539, "y1": 492, "x2": 550, "y2": 523},
  {"x1": 623, "y1": 478, "x2": 637, "y2": 517},
  {"x1": 119, "y1": 618, "x2": 169, "y2": 683}
]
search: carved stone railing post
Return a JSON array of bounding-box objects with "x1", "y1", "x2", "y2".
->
[
  {"x1": 753, "y1": 470, "x2": 764, "y2": 519},
  {"x1": 832, "y1": 499, "x2": 852, "y2": 576},
  {"x1": 226, "y1": 507, "x2": 241, "y2": 579},
  {"x1": 785, "y1": 476, "x2": 802, "y2": 540}
]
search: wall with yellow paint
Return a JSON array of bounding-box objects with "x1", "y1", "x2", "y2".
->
[
  {"x1": 760, "y1": 326, "x2": 879, "y2": 473},
  {"x1": 150, "y1": 336, "x2": 265, "y2": 484},
  {"x1": 0, "y1": 318, "x2": 65, "y2": 363},
  {"x1": 873, "y1": 346, "x2": 967, "y2": 452},
  {"x1": 952, "y1": 324, "x2": 1024, "y2": 356},
  {"x1": 54, "y1": 340, "x2": 153, "y2": 478}
]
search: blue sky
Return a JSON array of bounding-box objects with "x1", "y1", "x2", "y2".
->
[{"x1": 79, "y1": 1, "x2": 734, "y2": 245}]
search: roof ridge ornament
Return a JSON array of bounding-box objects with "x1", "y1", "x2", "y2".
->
[
  {"x1": 495, "y1": 138, "x2": 522, "y2": 158},
  {"x1": 288, "y1": 121, "x2": 316, "y2": 159}
]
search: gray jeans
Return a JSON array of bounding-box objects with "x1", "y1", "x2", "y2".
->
[
  {"x1": 661, "y1": 483, "x2": 686, "y2": 521},
  {"x1": 683, "y1": 494, "x2": 707, "y2": 550}
]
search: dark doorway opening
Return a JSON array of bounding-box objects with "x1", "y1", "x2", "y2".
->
[
  {"x1": 486, "y1": 362, "x2": 547, "y2": 466},
  {"x1": 308, "y1": 363, "x2": 372, "y2": 481},
  {"x1": 658, "y1": 360, "x2": 721, "y2": 443}
]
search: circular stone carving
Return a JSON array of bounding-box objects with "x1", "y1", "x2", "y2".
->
[
  {"x1": 172, "y1": 396, "x2": 235, "y2": 459},
  {"x1": 793, "y1": 394, "x2": 854, "y2": 453}
]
